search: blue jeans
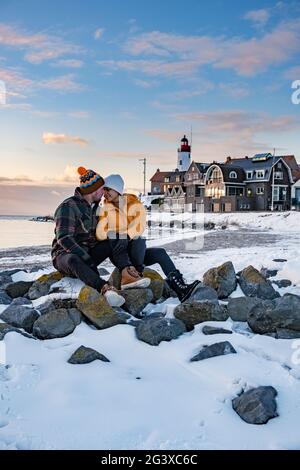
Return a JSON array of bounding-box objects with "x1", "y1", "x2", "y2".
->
[{"x1": 127, "y1": 237, "x2": 176, "y2": 276}]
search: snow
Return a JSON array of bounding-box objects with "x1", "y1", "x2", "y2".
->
[{"x1": 1, "y1": 210, "x2": 300, "y2": 449}]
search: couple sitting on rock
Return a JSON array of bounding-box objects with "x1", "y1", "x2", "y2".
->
[{"x1": 51, "y1": 166, "x2": 200, "y2": 307}]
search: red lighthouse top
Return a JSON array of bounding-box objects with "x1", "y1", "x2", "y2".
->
[{"x1": 180, "y1": 135, "x2": 191, "y2": 152}]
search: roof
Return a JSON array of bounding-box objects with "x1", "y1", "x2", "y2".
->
[
  {"x1": 150, "y1": 170, "x2": 185, "y2": 183},
  {"x1": 194, "y1": 162, "x2": 211, "y2": 173},
  {"x1": 217, "y1": 164, "x2": 245, "y2": 183},
  {"x1": 225, "y1": 155, "x2": 281, "y2": 172},
  {"x1": 150, "y1": 171, "x2": 172, "y2": 183}
]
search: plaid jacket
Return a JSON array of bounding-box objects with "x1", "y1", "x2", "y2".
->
[{"x1": 51, "y1": 188, "x2": 99, "y2": 264}]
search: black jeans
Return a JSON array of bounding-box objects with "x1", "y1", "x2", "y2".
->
[
  {"x1": 128, "y1": 237, "x2": 176, "y2": 276},
  {"x1": 53, "y1": 239, "x2": 132, "y2": 291}
]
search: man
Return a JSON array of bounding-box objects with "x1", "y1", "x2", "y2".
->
[{"x1": 51, "y1": 167, "x2": 148, "y2": 308}]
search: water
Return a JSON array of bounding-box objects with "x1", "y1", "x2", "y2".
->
[{"x1": 0, "y1": 216, "x2": 54, "y2": 249}]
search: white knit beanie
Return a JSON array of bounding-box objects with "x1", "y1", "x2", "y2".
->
[{"x1": 104, "y1": 174, "x2": 124, "y2": 195}]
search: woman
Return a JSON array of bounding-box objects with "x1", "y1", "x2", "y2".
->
[{"x1": 96, "y1": 174, "x2": 200, "y2": 302}]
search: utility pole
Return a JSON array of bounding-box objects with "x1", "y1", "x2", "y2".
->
[
  {"x1": 139, "y1": 158, "x2": 146, "y2": 196},
  {"x1": 271, "y1": 148, "x2": 276, "y2": 211}
]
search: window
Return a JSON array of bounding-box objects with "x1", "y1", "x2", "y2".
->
[
  {"x1": 274, "y1": 171, "x2": 283, "y2": 180},
  {"x1": 229, "y1": 171, "x2": 237, "y2": 179},
  {"x1": 256, "y1": 187, "x2": 264, "y2": 194},
  {"x1": 179, "y1": 160, "x2": 182, "y2": 166},
  {"x1": 175, "y1": 176, "x2": 180, "y2": 182},
  {"x1": 256, "y1": 170, "x2": 265, "y2": 179},
  {"x1": 277, "y1": 162, "x2": 282, "y2": 169},
  {"x1": 273, "y1": 186, "x2": 279, "y2": 201},
  {"x1": 164, "y1": 177, "x2": 170, "y2": 183},
  {"x1": 227, "y1": 187, "x2": 244, "y2": 196},
  {"x1": 247, "y1": 171, "x2": 253, "y2": 179},
  {"x1": 192, "y1": 166, "x2": 195, "y2": 172}
]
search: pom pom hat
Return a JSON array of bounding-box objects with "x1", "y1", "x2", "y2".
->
[{"x1": 77, "y1": 166, "x2": 104, "y2": 195}]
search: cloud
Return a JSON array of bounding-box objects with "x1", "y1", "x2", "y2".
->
[
  {"x1": 42, "y1": 132, "x2": 89, "y2": 146},
  {"x1": 0, "y1": 67, "x2": 33, "y2": 91},
  {"x1": 99, "y1": 18, "x2": 300, "y2": 78},
  {"x1": 51, "y1": 190, "x2": 61, "y2": 196},
  {"x1": 40, "y1": 74, "x2": 84, "y2": 92},
  {"x1": 244, "y1": 9, "x2": 271, "y2": 27},
  {"x1": 133, "y1": 78, "x2": 159, "y2": 88},
  {"x1": 0, "y1": 23, "x2": 83, "y2": 64},
  {"x1": 219, "y1": 83, "x2": 250, "y2": 99},
  {"x1": 0, "y1": 175, "x2": 34, "y2": 183},
  {"x1": 144, "y1": 111, "x2": 299, "y2": 162},
  {"x1": 67, "y1": 110, "x2": 90, "y2": 119},
  {"x1": 283, "y1": 66, "x2": 300, "y2": 81},
  {"x1": 94, "y1": 28, "x2": 105, "y2": 40},
  {"x1": 53, "y1": 59, "x2": 84, "y2": 68}
]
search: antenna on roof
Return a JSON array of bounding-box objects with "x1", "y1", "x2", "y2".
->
[{"x1": 190, "y1": 125, "x2": 193, "y2": 153}]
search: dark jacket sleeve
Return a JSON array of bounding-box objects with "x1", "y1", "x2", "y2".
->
[{"x1": 54, "y1": 203, "x2": 92, "y2": 263}]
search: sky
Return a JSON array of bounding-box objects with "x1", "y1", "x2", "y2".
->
[{"x1": 0, "y1": 0, "x2": 300, "y2": 215}]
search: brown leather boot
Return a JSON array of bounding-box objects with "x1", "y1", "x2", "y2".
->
[{"x1": 121, "y1": 266, "x2": 151, "y2": 290}]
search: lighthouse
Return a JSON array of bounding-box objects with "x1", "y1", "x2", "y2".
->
[{"x1": 177, "y1": 135, "x2": 191, "y2": 171}]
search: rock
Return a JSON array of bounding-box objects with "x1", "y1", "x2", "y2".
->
[
  {"x1": 247, "y1": 294, "x2": 300, "y2": 334},
  {"x1": 32, "y1": 308, "x2": 78, "y2": 339},
  {"x1": 37, "y1": 298, "x2": 77, "y2": 315},
  {"x1": 232, "y1": 386, "x2": 278, "y2": 425},
  {"x1": 27, "y1": 271, "x2": 64, "y2": 300},
  {"x1": 204, "y1": 222, "x2": 215, "y2": 230},
  {"x1": 275, "y1": 328, "x2": 300, "y2": 339},
  {"x1": 203, "y1": 262, "x2": 237, "y2": 299},
  {"x1": 190, "y1": 341, "x2": 236, "y2": 361},
  {"x1": 122, "y1": 288, "x2": 154, "y2": 317},
  {"x1": 238, "y1": 266, "x2": 280, "y2": 300},
  {"x1": 10, "y1": 297, "x2": 32, "y2": 306},
  {"x1": 108, "y1": 268, "x2": 122, "y2": 289},
  {"x1": 76, "y1": 286, "x2": 129, "y2": 329},
  {"x1": 5, "y1": 281, "x2": 33, "y2": 299},
  {"x1": 0, "y1": 274, "x2": 12, "y2": 289},
  {"x1": 187, "y1": 284, "x2": 218, "y2": 302},
  {"x1": 174, "y1": 301, "x2": 228, "y2": 330},
  {"x1": 143, "y1": 268, "x2": 165, "y2": 302},
  {"x1": 221, "y1": 225, "x2": 227, "y2": 230},
  {"x1": 273, "y1": 279, "x2": 292, "y2": 288},
  {"x1": 68, "y1": 345, "x2": 110, "y2": 364},
  {"x1": 67, "y1": 308, "x2": 82, "y2": 326},
  {"x1": 202, "y1": 325, "x2": 232, "y2": 335},
  {"x1": 273, "y1": 258, "x2": 287, "y2": 263},
  {"x1": 0, "y1": 305, "x2": 39, "y2": 333},
  {"x1": 136, "y1": 317, "x2": 186, "y2": 346},
  {"x1": 260, "y1": 267, "x2": 278, "y2": 279},
  {"x1": 0, "y1": 291, "x2": 12, "y2": 305},
  {"x1": 227, "y1": 297, "x2": 263, "y2": 322},
  {"x1": 0, "y1": 322, "x2": 33, "y2": 340},
  {"x1": 98, "y1": 267, "x2": 110, "y2": 276},
  {"x1": 0, "y1": 269, "x2": 23, "y2": 277}
]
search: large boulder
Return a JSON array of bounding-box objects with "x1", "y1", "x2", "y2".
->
[
  {"x1": 5, "y1": 281, "x2": 33, "y2": 299},
  {"x1": 0, "y1": 322, "x2": 33, "y2": 340},
  {"x1": 187, "y1": 284, "x2": 218, "y2": 302},
  {"x1": 190, "y1": 341, "x2": 236, "y2": 361},
  {"x1": 248, "y1": 294, "x2": 300, "y2": 334},
  {"x1": 143, "y1": 268, "x2": 165, "y2": 302},
  {"x1": 135, "y1": 316, "x2": 186, "y2": 346},
  {"x1": 238, "y1": 266, "x2": 280, "y2": 300},
  {"x1": 232, "y1": 386, "x2": 278, "y2": 425},
  {"x1": 76, "y1": 286, "x2": 129, "y2": 329},
  {"x1": 273, "y1": 279, "x2": 292, "y2": 288},
  {"x1": 260, "y1": 267, "x2": 278, "y2": 279},
  {"x1": 174, "y1": 300, "x2": 228, "y2": 330},
  {"x1": 0, "y1": 305, "x2": 39, "y2": 333},
  {"x1": 122, "y1": 288, "x2": 153, "y2": 317},
  {"x1": 27, "y1": 271, "x2": 64, "y2": 300},
  {"x1": 37, "y1": 298, "x2": 78, "y2": 315},
  {"x1": 227, "y1": 297, "x2": 264, "y2": 322},
  {"x1": 68, "y1": 345, "x2": 110, "y2": 364},
  {"x1": 32, "y1": 308, "x2": 79, "y2": 339},
  {"x1": 203, "y1": 262, "x2": 237, "y2": 299}
]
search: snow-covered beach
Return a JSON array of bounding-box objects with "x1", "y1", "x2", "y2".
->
[{"x1": 1, "y1": 211, "x2": 300, "y2": 450}]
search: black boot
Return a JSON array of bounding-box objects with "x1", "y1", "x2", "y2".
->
[{"x1": 167, "y1": 270, "x2": 200, "y2": 303}]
